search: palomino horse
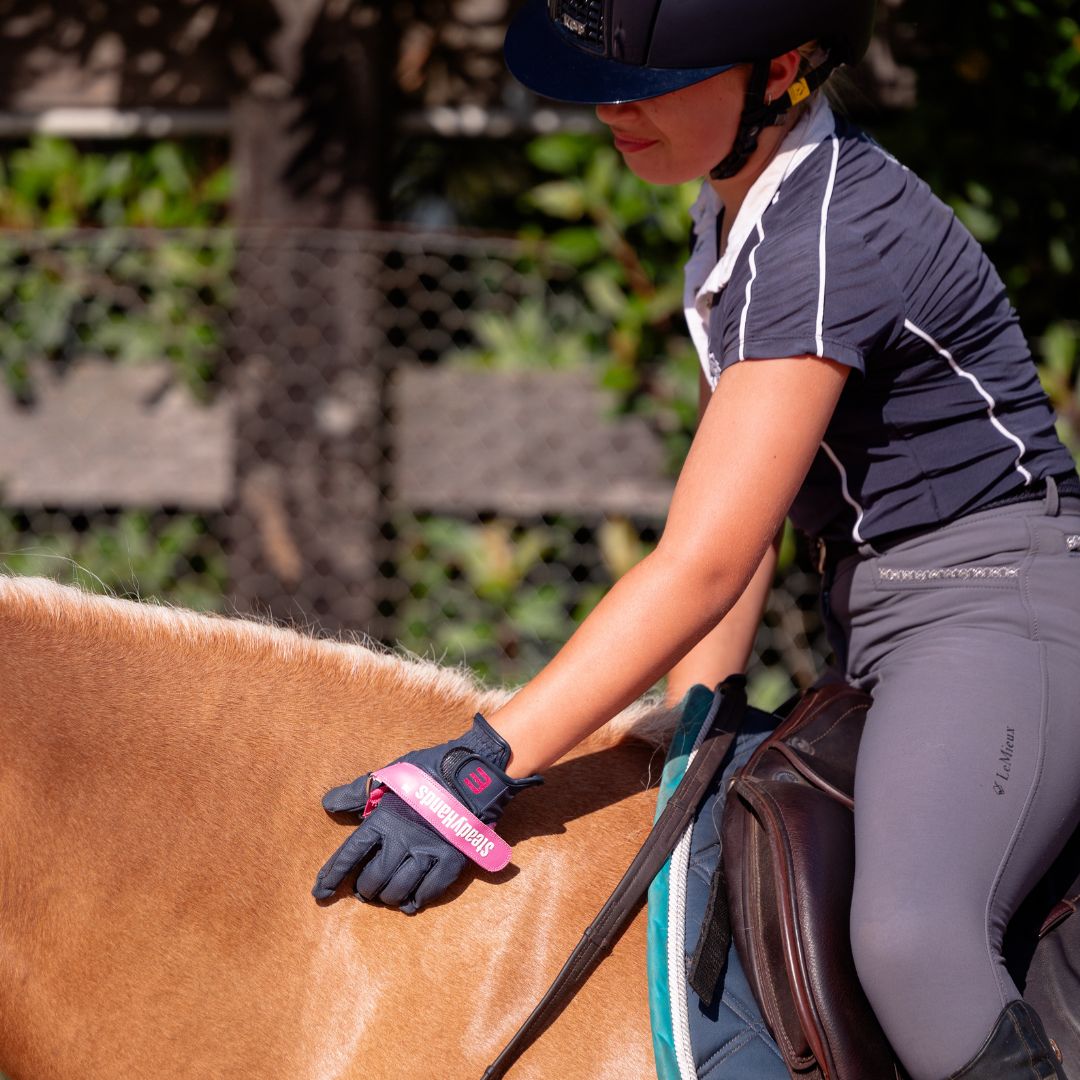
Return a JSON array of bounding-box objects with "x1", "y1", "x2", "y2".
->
[{"x1": 0, "y1": 575, "x2": 676, "y2": 1080}]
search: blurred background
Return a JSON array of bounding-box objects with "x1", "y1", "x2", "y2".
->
[{"x1": 0, "y1": 0, "x2": 1076, "y2": 709}]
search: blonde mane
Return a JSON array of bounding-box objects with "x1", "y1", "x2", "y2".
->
[{"x1": 0, "y1": 572, "x2": 676, "y2": 751}]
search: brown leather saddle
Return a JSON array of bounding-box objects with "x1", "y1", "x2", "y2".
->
[{"x1": 721, "y1": 681, "x2": 1080, "y2": 1080}]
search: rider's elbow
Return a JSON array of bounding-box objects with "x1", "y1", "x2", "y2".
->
[{"x1": 649, "y1": 536, "x2": 746, "y2": 611}]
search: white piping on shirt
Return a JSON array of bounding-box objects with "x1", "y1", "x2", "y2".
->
[
  {"x1": 820, "y1": 440, "x2": 867, "y2": 544},
  {"x1": 738, "y1": 220, "x2": 767, "y2": 361},
  {"x1": 684, "y1": 96, "x2": 838, "y2": 387},
  {"x1": 903, "y1": 318, "x2": 1033, "y2": 485},
  {"x1": 815, "y1": 136, "x2": 840, "y2": 357}
]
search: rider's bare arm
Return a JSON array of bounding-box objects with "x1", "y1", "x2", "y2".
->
[
  {"x1": 664, "y1": 371, "x2": 779, "y2": 704},
  {"x1": 489, "y1": 354, "x2": 849, "y2": 778},
  {"x1": 664, "y1": 532, "x2": 778, "y2": 705}
]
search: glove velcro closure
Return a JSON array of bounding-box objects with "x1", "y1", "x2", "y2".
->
[
  {"x1": 438, "y1": 713, "x2": 544, "y2": 823},
  {"x1": 371, "y1": 761, "x2": 513, "y2": 872}
]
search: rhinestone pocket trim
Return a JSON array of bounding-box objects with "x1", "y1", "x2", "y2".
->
[
  {"x1": 877, "y1": 565, "x2": 1020, "y2": 582},
  {"x1": 1067, "y1": 535, "x2": 1080, "y2": 551}
]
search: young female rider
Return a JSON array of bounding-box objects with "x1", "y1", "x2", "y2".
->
[{"x1": 313, "y1": 1, "x2": 1080, "y2": 1075}]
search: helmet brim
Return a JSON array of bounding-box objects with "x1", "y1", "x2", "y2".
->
[{"x1": 504, "y1": 0, "x2": 735, "y2": 106}]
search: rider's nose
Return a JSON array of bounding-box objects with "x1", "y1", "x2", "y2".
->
[{"x1": 595, "y1": 102, "x2": 634, "y2": 126}]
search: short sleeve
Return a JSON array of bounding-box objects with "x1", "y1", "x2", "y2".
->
[{"x1": 708, "y1": 218, "x2": 904, "y2": 377}]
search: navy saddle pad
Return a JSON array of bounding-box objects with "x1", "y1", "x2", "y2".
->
[{"x1": 647, "y1": 685, "x2": 788, "y2": 1080}]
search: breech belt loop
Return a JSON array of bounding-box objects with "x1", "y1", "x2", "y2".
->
[{"x1": 479, "y1": 676, "x2": 747, "y2": 1080}]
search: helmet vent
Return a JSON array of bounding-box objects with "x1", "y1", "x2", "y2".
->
[{"x1": 550, "y1": 0, "x2": 604, "y2": 54}]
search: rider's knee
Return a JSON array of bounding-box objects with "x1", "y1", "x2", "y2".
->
[{"x1": 849, "y1": 883, "x2": 982, "y2": 1005}]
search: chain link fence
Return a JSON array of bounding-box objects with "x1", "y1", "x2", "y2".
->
[{"x1": 0, "y1": 227, "x2": 830, "y2": 705}]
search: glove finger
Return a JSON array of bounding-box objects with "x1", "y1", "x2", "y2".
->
[
  {"x1": 321, "y1": 775, "x2": 373, "y2": 815},
  {"x1": 353, "y1": 841, "x2": 412, "y2": 903},
  {"x1": 377, "y1": 855, "x2": 435, "y2": 911},
  {"x1": 400, "y1": 851, "x2": 466, "y2": 915},
  {"x1": 311, "y1": 824, "x2": 380, "y2": 899}
]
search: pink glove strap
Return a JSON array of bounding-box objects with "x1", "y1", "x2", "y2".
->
[{"x1": 371, "y1": 761, "x2": 512, "y2": 873}]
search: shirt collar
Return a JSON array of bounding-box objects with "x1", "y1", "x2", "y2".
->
[{"x1": 685, "y1": 96, "x2": 838, "y2": 309}]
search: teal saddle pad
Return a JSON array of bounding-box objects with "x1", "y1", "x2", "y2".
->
[{"x1": 647, "y1": 685, "x2": 789, "y2": 1080}]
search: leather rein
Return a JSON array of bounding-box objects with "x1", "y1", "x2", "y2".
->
[{"x1": 479, "y1": 677, "x2": 747, "y2": 1080}]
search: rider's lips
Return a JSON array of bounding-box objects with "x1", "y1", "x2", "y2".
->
[{"x1": 611, "y1": 131, "x2": 659, "y2": 153}]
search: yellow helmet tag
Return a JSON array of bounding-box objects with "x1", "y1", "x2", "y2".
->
[{"x1": 787, "y1": 78, "x2": 811, "y2": 105}]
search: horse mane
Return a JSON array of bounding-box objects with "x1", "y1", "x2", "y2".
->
[{"x1": 0, "y1": 573, "x2": 677, "y2": 751}]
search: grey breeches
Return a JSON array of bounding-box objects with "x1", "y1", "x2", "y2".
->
[{"x1": 822, "y1": 480, "x2": 1080, "y2": 1080}]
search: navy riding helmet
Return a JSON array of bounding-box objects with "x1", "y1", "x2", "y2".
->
[
  {"x1": 505, "y1": 0, "x2": 876, "y2": 177},
  {"x1": 505, "y1": 0, "x2": 875, "y2": 105}
]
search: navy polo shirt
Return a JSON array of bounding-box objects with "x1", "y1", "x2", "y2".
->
[{"x1": 685, "y1": 102, "x2": 1075, "y2": 544}]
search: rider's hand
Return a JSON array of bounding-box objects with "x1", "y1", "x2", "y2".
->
[{"x1": 312, "y1": 713, "x2": 542, "y2": 913}]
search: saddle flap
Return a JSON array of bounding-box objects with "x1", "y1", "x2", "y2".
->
[
  {"x1": 726, "y1": 774, "x2": 901, "y2": 1079},
  {"x1": 1004, "y1": 826, "x2": 1080, "y2": 1069},
  {"x1": 1022, "y1": 909, "x2": 1080, "y2": 1071},
  {"x1": 723, "y1": 775, "x2": 817, "y2": 1073}
]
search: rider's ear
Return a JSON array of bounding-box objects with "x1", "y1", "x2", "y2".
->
[{"x1": 765, "y1": 51, "x2": 802, "y2": 103}]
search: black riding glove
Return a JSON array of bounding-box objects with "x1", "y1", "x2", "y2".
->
[{"x1": 312, "y1": 713, "x2": 542, "y2": 913}]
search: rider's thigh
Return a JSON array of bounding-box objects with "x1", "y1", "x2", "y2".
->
[{"x1": 841, "y1": 504, "x2": 1080, "y2": 1080}]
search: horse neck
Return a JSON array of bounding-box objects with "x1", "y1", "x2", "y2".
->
[{"x1": 0, "y1": 577, "x2": 661, "y2": 1079}]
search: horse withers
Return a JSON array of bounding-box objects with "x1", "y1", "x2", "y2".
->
[{"x1": 0, "y1": 575, "x2": 672, "y2": 1080}]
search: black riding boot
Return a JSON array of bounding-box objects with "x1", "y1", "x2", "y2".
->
[{"x1": 948, "y1": 1001, "x2": 1069, "y2": 1079}]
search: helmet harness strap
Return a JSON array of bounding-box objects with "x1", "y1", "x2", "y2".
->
[{"x1": 709, "y1": 54, "x2": 838, "y2": 180}]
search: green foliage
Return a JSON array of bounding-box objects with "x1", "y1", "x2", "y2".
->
[
  {"x1": 0, "y1": 137, "x2": 231, "y2": 228},
  {"x1": 0, "y1": 511, "x2": 228, "y2": 611},
  {"x1": 390, "y1": 135, "x2": 539, "y2": 231},
  {"x1": 0, "y1": 233, "x2": 233, "y2": 399},
  {"x1": 446, "y1": 131, "x2": 703, "y2": 471},
  {"x1": 429, "y1": 145, "x2": 711, "y2": 681},
  {"x1": 393, "y1": 513, "x2": 656, "y2": 682},
  {"x1": 450, "y1": 294, "x2": 606, "y2": 371},
  {"x1": 391, "y1": 509, "x2": 806, "y2": 702},
  {"x1": 1040, "y1": 320, "x2": 1080, "y2": 460},
  {"x1": 0, "y1": 138, "x2": 234, "y2": 610},
  {"x1": 520, "y1": 134, "x2": 700, "y2": 408},
  {"x1": 0, "y1": 138, "x2": 233, "y2": 398}
]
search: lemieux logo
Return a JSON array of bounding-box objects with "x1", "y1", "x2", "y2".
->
[{"x1": 992, "y1": 725, "x2": 1015, "y2": 796}]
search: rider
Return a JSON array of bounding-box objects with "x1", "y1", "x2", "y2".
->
[{"x1": 314, "y1": 1, "x2": 1080, "y2": 1076}]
